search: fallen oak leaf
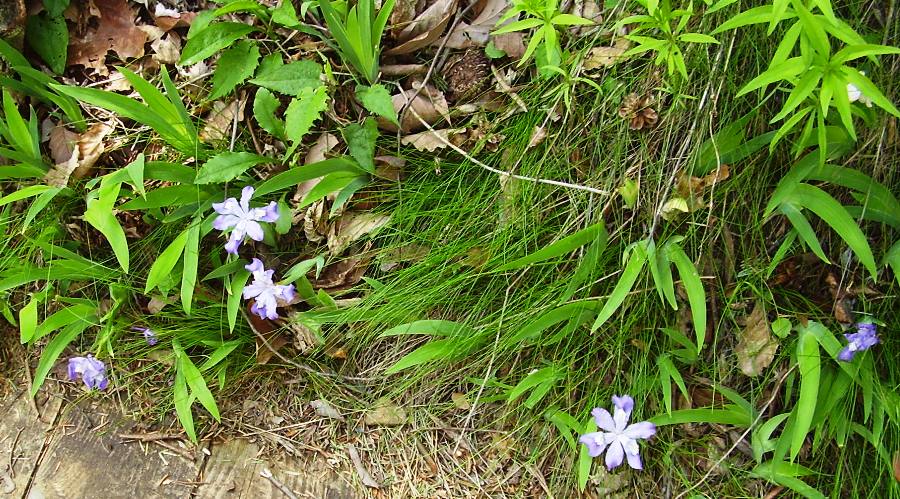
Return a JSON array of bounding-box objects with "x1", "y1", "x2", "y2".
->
[
  {"x1": 45, "y1": 121, "x2": 114, "y2": 187},
  {"x1": 327, "y1": 212, "x2": 390, "y2": 256},
  {"x1": 67, "y1": 0, "x2": 148, "y2": 73}
]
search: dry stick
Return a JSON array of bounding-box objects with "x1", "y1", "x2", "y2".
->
[
  {"x1": 675, "y1": 366, "x2": 795, "y2": 499},
  {"x1": 407, "y1": 107, "x2": 610, "y2": 195},
  {"x1": 260, "y1": 468, "x2": 300, "y2": 499}
]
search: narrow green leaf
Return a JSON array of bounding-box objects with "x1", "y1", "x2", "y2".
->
[
  {"x1": 173, "y1": 357, "x2": 197, "y2": 442},
  {"x1": 648, "y1": 241, "x2": 676, "y2": 309},
  {"x1": 83, "y1": 177, "x2": 129, "y2": 272},
  {"x1": 498, "y1": 222, "x2": 608, "y2": 272},
  {"x1": 145, "y1": 229, "x2": 189, "y2": 293},
  {"x1": 181, "y1": 221, "x2": 201, "y2": 315},
  {"x1": 19, "y1": 296, "x2": 39, "y2": 344},
  {"x1": 228, "y1": 269, "x2": 250, "y2": 332},
  {"x1": 678, "y1": 33, "x2": 719, "y2": 44},
  {"x1": 591, "y1": 244, "x2": 646, "y2": 332},
  {"x1": 380, "y1": 319, "x2": 476, "y2": 337},
  {"x1": 667, "y1": 243, "x2": 706, "y2": 351},
  {"x1": 178, "y1": 349, "x2": 221, "y2": 421},
  {"x1": 253, "y1": 157, "x2": 364, "y2": 197},
  {"x1": 780, "y1": 203, "x2": 829, "y2": 263},
  {"x1": 650, "y1": 406, "x2": 752, "y2": 427},
  {"x1": 792, "y1": 326, "x2": 820, "y2": 460},
  {"x1": 31, "y1": 320, "x2": 91, "y2": 396}
]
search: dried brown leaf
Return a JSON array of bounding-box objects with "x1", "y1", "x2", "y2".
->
[
  {"x1": 328, "y1": 212, "x2": 390, "y2": 256},
  {"x1": 45, "y1": 121, "x2": 113, "y2": 187},
  {"x1": 395, "y1": 0, "x2": 456, "y2": 43},
  {"x1": 346, "y1": 443, "x2": 381, "y2": 488},
  {"x1": 400, "y1": 128, "x2": 454, "y2": 152},
  {"x1": 735, "y1": 302, "x2": 779, "y2": 376},
  {"x1": 584, "y1": 38, "x2": 631, "y2": 70},
  {"x1": 68, "y1": 0, "x2": 148, "y2": 72},
  {"x1": 200, "y1": 99, "x2": 245, "y2": 143},
  {"x1": 451, "y1": 392, "x2": 471, "y2": 410},
  {"x1": 364, "y1": 399, "x2": 407, "y2": 426}
]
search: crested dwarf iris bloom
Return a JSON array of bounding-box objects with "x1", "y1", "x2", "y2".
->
[
  {"x1": 838, "y1": 322, "x2": 879, "y2": 362},
  {"x1": 131, "y1": 326, "x2": 158, "y2": 346},
  {"x1": 243, "y1": 258, "x2": 296, "y2": 320},
  {"x1": 579, "y1": 395, "x2": 656, "y2": 470},
  {"x1": 212, "y1": 186, "x2": 279, "y2": 254},
  {"x1": 67, "y1": 355, "x2": 109, "y2": 390}
]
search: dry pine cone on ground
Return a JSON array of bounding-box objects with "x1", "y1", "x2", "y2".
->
[{"x1": 619, "y1": 93, "x2": 658, "y2": 130}]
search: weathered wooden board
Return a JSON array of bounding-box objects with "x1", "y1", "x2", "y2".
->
[
  {"x1": 194, "y1": 439, "x2": 357, "y2": 499},
  {"x1": 0, "y1": 390, "x2": 60, "y2": 498},
  {"x1": 26, "y1": 404, "x2": 198, "y2": 499}
]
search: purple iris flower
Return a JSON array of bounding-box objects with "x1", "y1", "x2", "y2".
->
[
  {"x1": 243, "y1": 258, "x2": 296, "y2": 320},
  {"x1": 67, "y1": 355, "x2": 109, "y2": 390},
  {"x1": 838, "y1": 323, "x2": 879, "y2": 362},
  {"x1": 131, "y1": 326, "x2": 158, "y2": 346},
  {"x1": 212, "y1": 186, "x2": 279, "y2": 254},
  {"x1": 579, "y1": 395, "x2": 656, "y2": 470}
]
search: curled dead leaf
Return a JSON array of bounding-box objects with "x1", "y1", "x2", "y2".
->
[
  {"x1": 45, "y1": 121, "x2": 113, "y2": 187},
  {"x1": 400, "y1": 128, "x2": 458, "y2": 152},
  {"x1": 735, "y1": 302, "x2": 779, "y2": 377}
]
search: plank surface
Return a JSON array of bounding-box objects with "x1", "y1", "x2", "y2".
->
[
  {"x1": 26, "y1": 403, "x2": 198, "y2": 499},
  {"x1": 0, "y1": 390, "x2": 60, "y2": 498},
  {"x1": 194, "y1": 439, "x2": 357, "y2": 499}
]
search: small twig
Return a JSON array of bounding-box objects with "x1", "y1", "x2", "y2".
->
[
  {"x1": 346, "y1": 443, "x2": 381, "y2": 488},
  {"x1": 407, "y1": 107, "x2": 610, "y2": 195},
  {"x1": 675, "y1": 367, "x2": 795, "y2": 499},
  {"x1": 151, "y1": 439, "x2": 195, "y2": 462},
  {"x1": 8, "y1": 428, "x2": 23, "y2": 478},
  {"x1": 260, "y1": 468, "x2": 300, "y2": 499}
]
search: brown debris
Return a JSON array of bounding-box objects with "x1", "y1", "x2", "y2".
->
[
  {"x1": 618, "y1": 93, "x2": 658, "y2": 130},
  {"x1": 67, "y1": 0, "x2": 148, "y2": 73},
  {"x1": 45, "y1": 121, "x2": 114, "y2": 187},
  {"x1": 443, "y1": 49, "x2": 491, "y2": 103},
  {"x1": 735, "y1": 302, "x2": 779, "y2": 377}
]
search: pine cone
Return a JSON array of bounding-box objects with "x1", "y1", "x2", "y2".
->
[
  {"x1": 618, "y1": 93, "x2": 658, "y2": 130},
  {"x1": 443, "y1": 50, "x2": 491, "y2": 104}
]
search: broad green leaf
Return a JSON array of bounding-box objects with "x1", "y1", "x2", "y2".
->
[
  {"x1": 195, "y1": 151, "x2": 267, "y2": 184},
  {"x1": 544, "y1": 408, "x2": 579, "y2": 450},
  {"x1": 667, "y1": 243, "x2": 706, "y2": 351},
  {"x1": 25, "y1": 13, "x2": 68, "y2": 74},
  {"x1": 356, "y1": 84, "x2": 398, "y2": 125},
  {"x1": 885, "y1": 240, "x2": 900, "y2": 287},
  {"x1": 180, "y1": 22, "x2": 256, "y2": 66},
  {"x1": 83, "y1": 177, "x2": 129, "y2": 272},
  {"x1": 250, "y1": 59, "x2": 323, "y2": 96},
  {"x1": 199, "y1": 340, "x2": 242, "y2": 371},
  {"x1": 497, "y1": 222, "x2": 608, "y2": 271},
  {"x1": 792, "y1": 183, "x2": 877, "y2": 279},
  {"x1": 33, "y1": 303, "x2": 96, "y2": 342},
  {"x1": 181, "y1": 221, "x2": 201, "y2": 314},
  {"x1": 832, "y1": 44, "x2": 900, "y2": 65},
  {"x1": 804, "y1": 165, "x2": 900, "y2": 217},
  {"x1": 792, "y1": 326, "x2": 820, "y2": 460},
  {"x1": 285, "y1": 86, "x2": 328, "y2": 157},
  {"x1": 120, "y1": 185, "x2": 211, "y2": 210},
  {"x1": 342, "y1": 117, "x2": 378, "y2": 173},
  {"x1": 31, "y1": 319, "x2": 91, "y2": 396},
  {"x1": 145, "y1": 229, "x2": 189, "y2": 293},
  {"x1": 209, "y1": 40, "x2": 261, "y2": 100},
  {"x1": 19, "y1": 296, "x2": 39, "y2": 344},
  {"x1": 272, "y1": 0, "x2": 301, "y2": 27},
  {"x1": 591, "y1": 243, "x2": 646, "y2": 332},
  {"x1": 252, "y1": 88, "x2": 284, "y2": 139},
  {"x1": 254, "y1": 157, "x2": 364, "y2": 197},
  {"x1": 274, "y1": 199, "x2": 292, "y2": 234},
  {"x1": 380, "y1": 319, "x2": 476, "y2": 337}
]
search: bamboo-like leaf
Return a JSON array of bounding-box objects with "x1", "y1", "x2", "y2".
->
[
  {"x1": 591, "y1": 243, "x2": 647, "y2": 332},
  {"x1": 667, "y1": 243, "x2": 706, "y2": 351},
  {"x1": 792, "y1": 326, "x2": 820, "y2": 460},
  {"x1": 497, "y1": 222, "x2": 608, "y2": 271},
  {"x1": 145, "y1": 229, "x2": 189, "y2": 293}
]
